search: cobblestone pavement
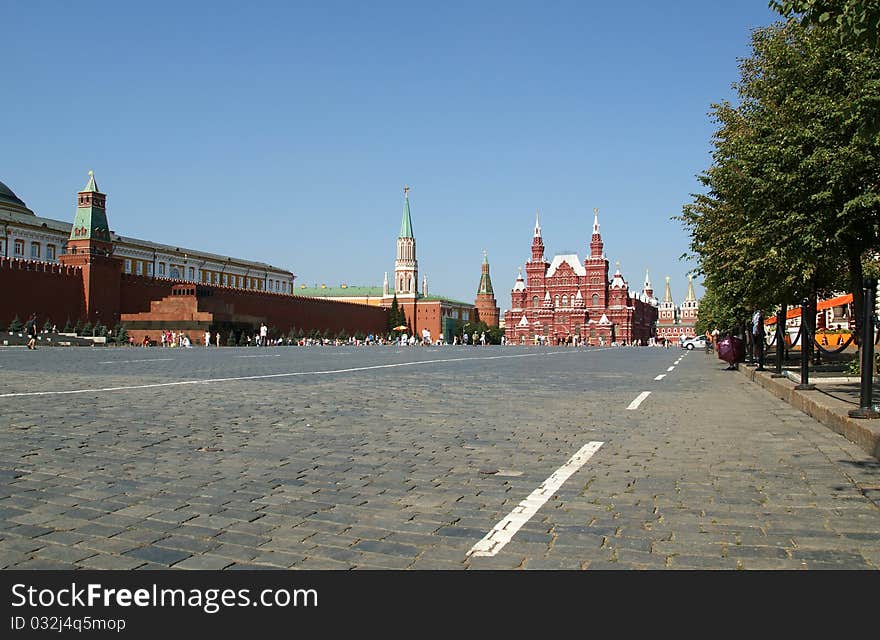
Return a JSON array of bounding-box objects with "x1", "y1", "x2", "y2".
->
[{"x1": 0, "y1": 345, "x2": 878, "y2": 570}]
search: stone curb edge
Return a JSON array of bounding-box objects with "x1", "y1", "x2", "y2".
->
[{"x1": 737, "y1": 366, "x2": 880, "y2": 460}]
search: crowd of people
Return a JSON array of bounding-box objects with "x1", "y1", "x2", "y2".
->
[{"x1": 124, "y1": 321, "x2": 707, "y2": 350}]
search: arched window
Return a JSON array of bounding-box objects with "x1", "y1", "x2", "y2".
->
[
  {"x1": 555, "y1": 295, "x2": 560, "y2": 307},
  {"x1": 562, "y1": 295, "x2": 568, "y2": 307},
  {"x1": 592, "y1": 294, "x2": 599, "y2": 307},
  {"x1": 532, "y1": 296, "x2": 539, "y2": 308}
]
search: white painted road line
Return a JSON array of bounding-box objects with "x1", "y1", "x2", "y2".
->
[
  {"x1": 654, "y1": 374, "x2": 666, "y2": 381},
  {"x1": 236, "y1": 355, "x2": 282, "y2": 358},
  {"x1": 626, "y1": 391, "x2": 651, "y2": 410},
  {"x1": 0, "y1": 349, "x2": 608, "y2": 399},
  {"x1": 667, "y1": 366, "x2": 675, "y2": 372},
  {"x1": 98, "y1": 358, "x2": 175, "y2": 364},
  {"x1": 467, "y1": 441, "x2": 604, "y2": 558}
]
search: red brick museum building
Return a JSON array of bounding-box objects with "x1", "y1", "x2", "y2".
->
[{"x1": 503, "y1": 210, "x2": 659, "y2": 345}]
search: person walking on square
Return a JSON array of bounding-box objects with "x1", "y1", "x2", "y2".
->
[
  {"x1": 205, "y1": 330, "x2": 211, "y2": 347},
  {"x1": 215, "y1": 331, "x2": 220, "y2": 347},
  {"x1": 259, "y1": 322, "x2": 268, "y2": 347},
  {"x1": 27, "y1": 316, "x2": 38, "y2": 350}
]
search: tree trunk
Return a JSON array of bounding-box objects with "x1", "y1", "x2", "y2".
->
[{"x1": 847, "y1": 250, "x2": 864, "y2": 346}]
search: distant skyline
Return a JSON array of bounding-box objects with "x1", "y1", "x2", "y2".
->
[{"x1": 4, "y1": 1, "x2": 782, "y2": 307}]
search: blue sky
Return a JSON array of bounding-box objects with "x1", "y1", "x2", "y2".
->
[{"x1": 4, "y1": 1, "x2": 780, "y2": 307}]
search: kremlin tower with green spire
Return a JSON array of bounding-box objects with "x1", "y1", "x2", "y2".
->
[
  {"x1": 475, "y1": 250, "x2": 499, "y2": 327},
  {"x1": 394, "y1": 185, "x2": 418, "y2": 298},
  {"x1": 59, "y1": 171, "x2": 122, "y2": 324}
]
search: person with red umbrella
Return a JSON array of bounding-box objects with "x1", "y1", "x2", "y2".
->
[{"x1": 717, "y1": 326, "x2": 745, "y2": 371}]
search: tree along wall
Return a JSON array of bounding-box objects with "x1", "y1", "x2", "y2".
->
[{"x1": 0, "y1": 258, "x2": 84, "y2": 328}]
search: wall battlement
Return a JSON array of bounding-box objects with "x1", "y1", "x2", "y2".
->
[{"x1": 0, "y1": 257, "x2": 82, "y2": 276}]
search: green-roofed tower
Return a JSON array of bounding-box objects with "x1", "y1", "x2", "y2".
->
[
  {"x1": 59, "y1": 170, "x2": 123, "y2": 324},
  {"x1": 69, "y1": 170, "x2": 112, "y2": 246},
  {"x1": 475, "y1": 250, "x2": 499, "y2": 327},
  {"x1": 394, "y1": 185, "x2": 418, "y2": 298}
]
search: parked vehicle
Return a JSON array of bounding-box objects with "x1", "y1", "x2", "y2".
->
[{"x1": 681, "y1": 336, "x2": 706, "y2": 350}]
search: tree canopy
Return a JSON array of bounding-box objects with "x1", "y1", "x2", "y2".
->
[
  {"x1": 769, "y1": 1, "x2": 880, "y2": 49},
  {"x1": 680, "y1": 18, "x2": 880, "y2": 333}
]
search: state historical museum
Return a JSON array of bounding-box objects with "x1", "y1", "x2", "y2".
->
[{"x1": 504, "y1": 210, "x2": 658, "y2": 345}]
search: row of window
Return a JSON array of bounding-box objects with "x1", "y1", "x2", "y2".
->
[
  {"x1": 2, "y1": 240, "x2": 58, "y2": 261},
  {"x1": 531, "y1": 294, "x2": 601, "y2": 308},
  {"x1": 121, "y1": 258, "x2": 291, "y2": 293}
]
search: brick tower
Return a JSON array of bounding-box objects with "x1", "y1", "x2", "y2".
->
[
  {"x1": 394, "y1": 185, "x2": 418, "y2": 298},
  {"x1": 59, "y1": 171, "x2": 122, "y2": 325},
  {"x1": 475, "y1": 250, "x2": 499, "y2": 327}
]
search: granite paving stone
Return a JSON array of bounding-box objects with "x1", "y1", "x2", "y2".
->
[{"x1": 1, "y1": 346, "x2": 878, "y2": 570}]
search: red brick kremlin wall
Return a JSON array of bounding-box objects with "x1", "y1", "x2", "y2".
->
[
  {"x1": 0, "y1": 258, "x2": 84, "y2": 327},
  {"x1": 1, "y1": 264, "x2": 388, "y2": 336}
]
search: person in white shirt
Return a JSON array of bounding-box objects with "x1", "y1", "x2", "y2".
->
[
  {"x1": 259, "y1": 323, "x2": 268, "y2": 347},
  {"x1": 205, "y1": 330, "x2": 211, "y2": 347}
]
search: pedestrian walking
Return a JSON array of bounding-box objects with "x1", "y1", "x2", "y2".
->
[
  {"x1": 205, "y1": 330, "x2": 211, "y2": 347},
  {"x1": 26, "y1": 317, "x2": 38, "y2": 350},
  {"x1": 215, "y1": 331, "x2": 220, "y2": 347},
  {"x1": 259, "y1": 323, "x2": 268, "y2": 347}
]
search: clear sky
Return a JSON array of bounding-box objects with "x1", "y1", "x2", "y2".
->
[{"x1": 4, "y1": 1, "x2": 781, "y2": 308}]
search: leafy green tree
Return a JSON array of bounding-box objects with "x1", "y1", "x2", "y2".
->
[
  {"x1": 114, "y1": 324, "x2": 129, "y2": 345},
  {"x1": 227, "y1": 330, "x2": 237, "y2": 346},
  {"x1": 80, "y1": 321, "x2": 92, "y2": 337},
  {"x1": 388, "y1": 294, "x2": 405, "y2": 333},
  {"x1": 9, "y1": 315, "x2": 22, "y2": 332},
  {"x1": 238, "y1": 332, "x2": 248, "y2": 346},
  {"x1": 680, "y1": 20, "x2": 880, "y2": 338},
  {"x1": 62, "y1": 318, "x2": 73, "y2": 333},
  {"x1": 770, "y1": 1, "x2": 880, "y2": 49},
  {"x1": 42, "y1": 318, "x2": 52, "y2": 333},
  {"x1": 74, "y1": 319, "x2": 84, "y2": 335}
]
